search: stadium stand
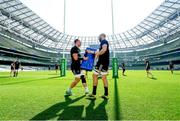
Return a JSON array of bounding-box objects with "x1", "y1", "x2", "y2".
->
[{"x1": 0, "y1": 0, "x2": 179, "y2": 70}]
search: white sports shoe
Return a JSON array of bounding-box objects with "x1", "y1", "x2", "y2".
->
[
  {"x1": 85, "y1": 90, "x2": 89, "y2": 95},
  {"x1": 65, "y1": 90, "x2": 73, "y2": 96}
]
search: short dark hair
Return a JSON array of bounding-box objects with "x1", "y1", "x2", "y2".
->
[
  {"x1": 100, "y1": 33, "x2": 106, "y2": 38},
  {"x1": 74, "y1": 39, "x2": 79, "y2": 44}
]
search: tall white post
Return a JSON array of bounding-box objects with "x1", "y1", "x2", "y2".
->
[
  {"x1": 63, "y1": 0, "x2": 66, "y2": 33},
  {"x1": 111, "y1": 0, "x2": 115, "y2": 57},
  {"x1": 63, "y1": 0, "x2": 66, "y2": 58},
  {"x1": 111, "y1": 0, "x2": 115, "y2": 35},
  {"x1": 113, "y1": 51, "x2": 116, "y2": 58}
]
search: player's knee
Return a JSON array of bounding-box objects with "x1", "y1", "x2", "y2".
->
[
  {"x1": 81, "y1": 75, "x2": 86, "y2": 83},
  {"x1": 93, "y1": 73, "x2": 98, "y2": 79},
  {"x1": 75, "y1": 77, "x2": 80, "y2": 82},
  {"x1": 102, "y1": 75, "x2": 107, "y2": 80}
]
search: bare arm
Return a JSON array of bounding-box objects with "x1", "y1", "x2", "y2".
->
[
  {"x1": 73, "y1": 53, "x2": 88, "y2": 61},
  {"x1": 96, "y1": 44, "x2": 107, "y2": 57},
  {"x1": 86, "y1": 50, "x2": 95, "y2": 54},
  {"x1": 99, "y1": 45, "x2": 107, "y2": 55},
  {"x1": 72, "y1": 53, "x2": 78, "y2": 60}
]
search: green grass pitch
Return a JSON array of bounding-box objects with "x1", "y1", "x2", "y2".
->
[{"x1": 0, "y1": 70, "x2": 180, "y2": 120}]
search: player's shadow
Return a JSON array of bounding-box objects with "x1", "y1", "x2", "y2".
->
[
  {"x1": 0, "y1": 76, "x2": 60, "y2": 85},
  {"x1": 47, "y1": 76, "x2": 60, "y2": 79},
  {"x1": 84, "y1": 99, "x2": 108, "y2": 120},
  {"x1": 148, "y1": 77, "x2": 157, "y2": 80},
  {"x1": 151, "y1": 77, "x2": 157, "y2": 80},
  {"x1": 48, "y1": 73, "x2": 59, "y2": 75},
  {"x1": 0, "y1": 76, "x2": 10, "y2": 79},
  {"x1": 30, "y1": 95, "x2": 85, "y2": 120},
  {"x1": 114, "y1": 78, "x2": 122, "y2": 120}
]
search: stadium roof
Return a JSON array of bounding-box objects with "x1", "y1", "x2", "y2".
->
[{"x1": 0, "y1": 0, "x2": 179, "y2": 51}]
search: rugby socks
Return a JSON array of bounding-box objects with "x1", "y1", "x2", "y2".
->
[
  {"x1": 67, "y1": 88, "x2": 72, "y2": 92},
  {"x1": 92, "y1": 86, "x2": 97, "y2": 95},
  {"x1": 85, "y1": 87, "x2": 89, "y2": 92},
  {"x1": 104, "y1": 87, "x2": 108, "y2": 96}
]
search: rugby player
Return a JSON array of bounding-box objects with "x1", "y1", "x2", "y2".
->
[
  {"x1": 88, "y1": 33, "x2": 110, "y2": 100},
  {"x1": 14, "y1": 59, "x2": 20, "y2": 77},
  {"x1": 55, "y1": 64, "x2": 58, "y2": 74},
  {"x1": 10, "y1": 61, "x2": 15, "y2": 77},
  {"x1": 122, "y1": 63, "x2": 126, "y2": 76},
  {"x1": 145, "y1": 60, "x2": 153, "y2": 78},
  {"x1": 65, "y1": 39, "x2": 89, "y2": 96},
  {"x1": 169, "y1": 61, "x2": 174, "y2": 74}
]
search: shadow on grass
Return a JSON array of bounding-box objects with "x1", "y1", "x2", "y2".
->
[
  {"x1": 31, "y1": 96, "x2": 109, "y2": 120},
  {"x1": 0, "y1": 76, "x2": 60, "y2": 85},
  {"x1": 30, "y1": 95, "x2": 85, "y2": 120},
  {"x1": 85, "y1": 99, "x2": 108, "y2": 120},
  {"x1": 114, "y1": 78, "x2": 122, "y2": 120},
  {"x1": 148, "y1": 77, "x2": 157, "y2": 80},
  {"x1": 48, "y1": 73, "x2": 59, "y2": 75},
  {"x1": 0, "y1": 76, "x2": 10, "y2": 79},
  {"x1": 151, "y1": 77, "x2": 157, "y2": 80}
]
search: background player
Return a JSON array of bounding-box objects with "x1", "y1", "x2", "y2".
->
[
  {"x1": 10, "y1": 61, "x2": 15, "y2": 77},
  {"x1": 169, "y1": 61, "x2": 174, "y2": 74},
  {"x1": 65, "y1": 39, "x2": 89, "y2": 96},
  {"x1": 88, "y1": 33, "x2": 110, "y2": 100},
  {"x1": 14, "y1": 59, "x2": 20, "y2": 77},
  {"x1": 122, "y1": 63, "x2": 126, "y2": 76},
  {"x1": 55, "y1": 64, "x2": 58, "y2": 74},
  {"x1": 145, "y1": 60, "x2": 153, "y2": 78}
]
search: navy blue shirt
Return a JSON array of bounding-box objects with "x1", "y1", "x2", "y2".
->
[{"x1": 98, "y1": 39, "x2": 109, "y2": 65}]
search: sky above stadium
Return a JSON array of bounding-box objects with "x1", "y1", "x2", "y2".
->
[{"x1": 20, "y1": 0, "x2": 164, "y2": 36}]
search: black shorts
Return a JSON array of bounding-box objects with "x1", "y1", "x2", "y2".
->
[
  {"x1": 94, "y1": 61, "x2": 109, "y2": 75},
  {"x1": 170, "y1": 66, "x2": 174, "y2": 70},
  {"x1": 72, "y1": 68, "x2": 81, "y2": 75},
  {"x1": 123, "y1": 69, "x2": 125, "y2": 72},
  {"x1": 15, "y1": 67, "x2": 19, "y2": 70},
  {"x1": 146, "y1": 68, "x2": 150, "y2": 71},
  {"x1": 71, "y1": 63, "x2": 85, "y2": 78},
  {"x1": 72, "y1": 69, "x2": 86, "y2": 78}
]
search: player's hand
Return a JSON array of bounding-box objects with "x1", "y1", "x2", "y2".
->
[
  {"x1": 95, "y1": 51, "x2": 100, "y2": 58},
  {"x1": 86, "y1": 50, "x2": 94, "y2": 54},
  {"x1": 86, "y1": 50, "x2": 90, "y2": 53},
  {"x1": 83, "y1": 57, "x2": 88, "y2": 60}
]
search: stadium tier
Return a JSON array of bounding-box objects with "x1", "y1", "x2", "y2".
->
[
  {"x1": 0, "y1": 0, "x2": 179, "y2": 70},
  {"x1": 0, "y1": 0, "x2": 180, "y2": 120}
]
